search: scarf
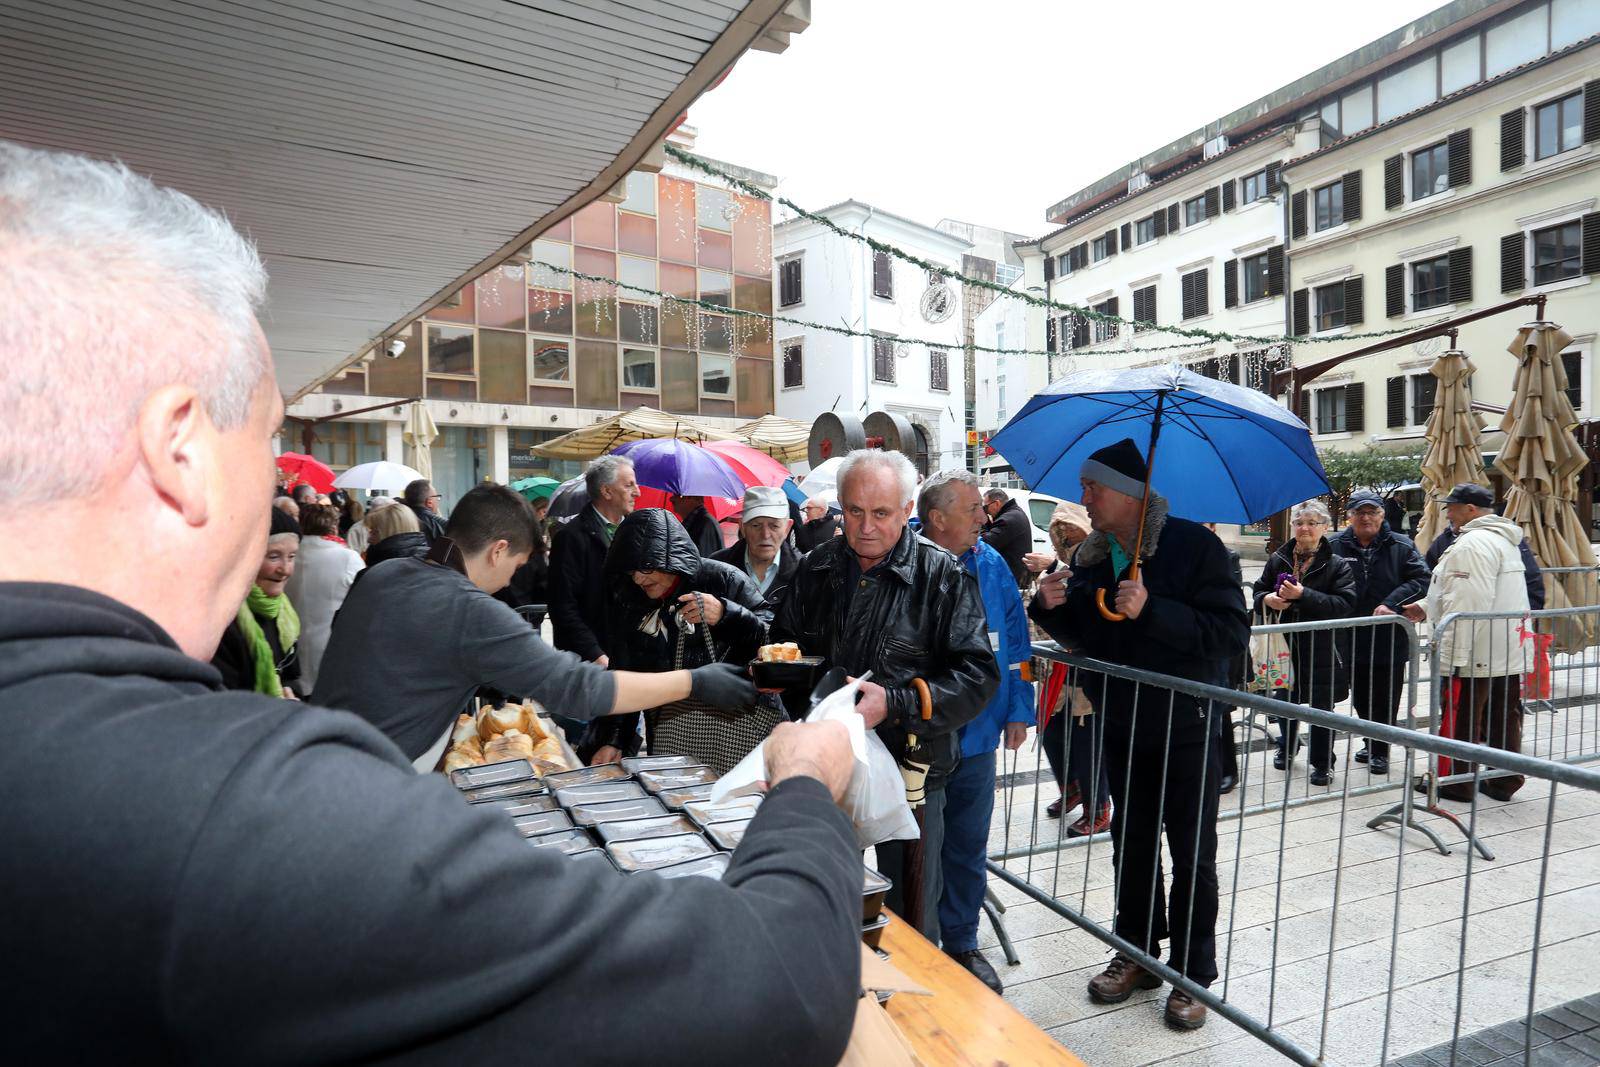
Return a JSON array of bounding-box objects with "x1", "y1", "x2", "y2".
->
[{"x1": 238, "y1": 586, "x2": 301, "y2": 696}]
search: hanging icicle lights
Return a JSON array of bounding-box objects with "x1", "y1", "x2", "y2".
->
[{"x1": 664, "y1": 143, "x2": 1436, "y2": 351}]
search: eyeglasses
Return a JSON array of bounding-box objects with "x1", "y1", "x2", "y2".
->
[{"x1": 426, "y1": 494, "x2": 441, "y2": 502}]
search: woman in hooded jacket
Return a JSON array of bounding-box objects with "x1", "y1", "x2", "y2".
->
[
  {"x1": 1251, "y1": 499, "x2": 1357, "y2": 785},
  {"x1": 584, "y1": 508, "x2": 774, "y2": 774}
]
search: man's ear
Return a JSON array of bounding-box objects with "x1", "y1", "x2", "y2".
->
[
  {"x1": 137, "y1": 385, "x2": 211, "y2": 526},
  {"x1": 491, "y1": 538, "x2": 512, "y2": 567}
]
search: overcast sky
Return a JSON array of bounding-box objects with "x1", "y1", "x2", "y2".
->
[{"x1": 690, "y1": 0, "x2": 1448, "y2": 238}]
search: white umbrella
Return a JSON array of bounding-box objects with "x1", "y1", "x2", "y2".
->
[
  {"x1": 333, "y1": 461, "x2": 425, "y2": 493},
  {"x1": 797, "y1": 456, "x2": 844, "y2": 504},
  {"x1": 405, "y1": 404, "x2": 438, "y2": 482}
]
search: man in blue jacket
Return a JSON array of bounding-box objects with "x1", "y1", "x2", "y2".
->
[{"x1": 919, "y1": 469, "x2": 1033, "y2": 993}]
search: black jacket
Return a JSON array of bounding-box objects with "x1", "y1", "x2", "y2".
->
[
  {"x1": 1424, "y1": 526, "x2": 1545, "y2": 610},
  {"x1": 210, "y1": 609, "x2": 301, "y2": 697},
  {"x1": 1327, "y1": 523, "x2": 1429, "y2": 663},
  {"x1": 982, "y1": 498, "x2": 1033, "y2": 587},
  {"x1": 363, "y1": 530, "x2": 429, "y2": 570},
  {"x1": 795, "y1": 514, "x2": 839, "y2": 552},
  {"x1": 409, "y1": 504, "x2": 447, "y2": 546},
  {"x1": 1251, "y1": 539, "x2": 1357, "y2": 705},
  {"x1": 547, "y1": 507, "x2": 613, "y2": 662},
  {"x1": 772, "y1": 527, "x2": 998, "y2": 782},
  {"x1": 711, "y1": 540, "x2": 800, "y2": 614},
  {"x1": 1029, "y1": 498, "x2": 1250, "y2": 746},
  {"x1": 680, "y1": 505, "x2": 726, "y2": 558},
  {"x1": 0, "y1": 581, "x2": 860, "y2": 1065},
  {"x1": 591, "y1": 511, "x2": 773, "y2": 753}
]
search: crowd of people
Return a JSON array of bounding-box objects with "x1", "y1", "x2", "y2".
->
[{"x1": 3, "y1": 141, "x2": 1554, "y2": 1059}]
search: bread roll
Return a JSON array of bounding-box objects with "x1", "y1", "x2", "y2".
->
[
  {"x1": 451, "y1": 714, "x2": 478, "y2": 746},
  {"x1": 484, "y1": 730, "x2": 535, "y2": 764},
  {"x1": 477, "y1": 703, "x2": 533, "y2": 743}
]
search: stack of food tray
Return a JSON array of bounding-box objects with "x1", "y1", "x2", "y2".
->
[{"x1": 451, "y1": 755, "x2": 895, "y2": 913}]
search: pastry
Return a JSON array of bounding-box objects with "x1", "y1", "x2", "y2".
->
[
  {"x1": 477, "y1": 703, "x2": 533, "y2": 743},
  {"x1": 757, "y1": 642, "x2": 802, "y2": 662},
  {"x1": 442, "y1": 747, "x2": 480, "y2": 773},
  {"x1": 450, "y1": 714, "x2": 478, "y2": 746},
  {"x1": 484, "y1": 729, "x2": 536, "y2": 764}
]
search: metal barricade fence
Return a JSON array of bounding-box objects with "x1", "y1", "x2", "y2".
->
[{"x1": 986, "y1": 636, "x2": 1600, "y2": 1067}]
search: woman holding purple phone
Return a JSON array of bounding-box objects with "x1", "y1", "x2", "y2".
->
[{"x1": 1250, "y1": 500, "x2": 1357, "y2": 785}]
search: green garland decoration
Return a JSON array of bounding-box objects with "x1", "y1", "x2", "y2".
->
[
  {"x1": 533, "y1": 261, "x2": 1258, "y2": 359},
  {"x1": 664, "y1": 143, "x2": 1435, "y2": 350}
]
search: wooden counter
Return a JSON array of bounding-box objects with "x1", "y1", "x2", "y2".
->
[{"x1": 878, "y1": 911, "x2": 1086, "y2": 1067}]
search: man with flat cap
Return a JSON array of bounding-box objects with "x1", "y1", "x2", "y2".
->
[
  {"x1": 1423, "y1": 483, "x2": 1535, "y2": 802},
  {"x1": 1422, "y1": 483, "x2": 1543, "y2": 611},
  {"x1": 711, "y1": 485, "x2": 801, "y2": 615},
  {"x1": 1029, "y1": 438, "x2": 1249, "y2": 1031}
]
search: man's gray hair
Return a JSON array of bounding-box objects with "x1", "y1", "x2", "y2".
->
[
  {"x1": 918, "y1": 468, "x2": 979, "y2": 525},
  {"x1": 837, "y1": 448, "x2": 918, "y2": 508},
  {"x1": 584, "y1": 454, "x2": 634, "y2": 499},
  {"x1": 983, "y1": 487, "x2": 1009, "y2": 504},
  {"x1": 0, "y1": 141, "x2": 269, "y2": 507},
  {"x1": 1292, "y1": 499, "x2": 1333, "y2": 526}
]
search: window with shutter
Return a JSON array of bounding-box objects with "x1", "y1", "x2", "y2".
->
[
  {"x1": 1501, "y1": 108, "x2": 1526, "y2": 170},
  {"x1": 1167, "y1": 203, "x2": 1180, "y2": 232},
  {"x1": 1266, "y1": 245, "x2": 1285, "y2": 297},
  {"x1": 1386, "y1": 264, "x2": 1405, "y2": 317},
  {"x1": 1411, "y1": 373, "x2": 1437, "y2": 426},
  {"x1": 1120, "y1": 223, "x2": 1132, "y2": 249},
  {"x1": 1447, "y1": 129, "x2": 1472, "y2": 188},
  {"x1": 1222, "y1": 181, "x2": 1236, "y2": 212},
  {"x1": 1224, "y1": 259, "x2": 1239, "y2": 308},
  {"x1": 1091, "y1": 298, "x2": 1119, "y2": 344},
  {"x1": 779, "y1": 257, "x2": 804, "y2": 307},
  {"x1": 1387, "y1": 376, "x2": 1406, "y2": 428},
  {"x1": 1413, "y1": 254, "x2": 1451, "y2": 310},
  {"x1": 1046, "y1": 317, "x2": 1057, "y2": 352},
  {"x1": 872, "y1": 334, "x2": 895, "y2": 383},
  {"x1": 1044, "y1": 256, "x2": 1055, "y2": 281},
  {"x1": 782, "y1": 341, "x2": 804, "y2": 388},
  {"x1": 1072, "y1": 314, "x2": 1091, "y2": 350},
  {"x1": 1315, "y1": 388, "x2": 1347, "y2": 433},
  {"x1": 1180, "y1": 270, "x2": 1208, "y2": 320},
  {"x1": 1313, "y1": 282, "x2": 1346, "y2": 331},
  {"x1": 1501, "y1": 232, "x2": 1526, "y2": 292},
  {"x1": 1105, "y1": 229, "x2": 1118, "y2": 256},
  {"x1": 1152, "y1": 210, "x2": 1167, "y2": 239},
  {"x1": 1341, "y1": 171, "x2": 1362, "y2": 222},
  {"x1": 1562, "y1": 351, "x2": 1583, "y2": 412},
  {"x1": 1411, "y1": 142, "x2": 1449, "y2": 200},
  {"x1": 1205, "y1": 186, "x2": 1220, "y2": 219},
  {"x1": 1297, "y1": 390, "x2": 1311, "y2": 426},
  {"x1": 1587, "y1": 80, "x2": 1600, "y2": 144},
  {"x1": 1532, "y1": 222, "x2": 1582, "y2": 284},
  {"x1": 1291, "y1": 191, "x2": 1308, "y2": 239},
  {"x1": 1583, "y1": 212, "x2": 1600, "y2": 277},
  {"x1": 1448, "y1": 246, "x2": 1473, "y2": 304},
  {"x1": 1343, "y1": 275, "x2": 1364, "y2": 326},
  {"x1": 1345, "y1": 383, "x2": 1366, "y2": 433},
  {"x1": 1292, "y1": 288, "x2": 1310, "y2": 337},
  {"x1": 1132, "y1": 285, "x2": 1156, "y2": 332},
  {"x1": 1384, "y1": 155, "x2": 1404, "y2": 209},
  {"x1": 1266, "y1": 162, "x2": 1282, "y2": 196},
  {"x1": 872, "y1": 251, "x2": 893, "y2": 299},
  {"x1": 1184, "y1": 195, "x2": 1207, "y2": 226}
]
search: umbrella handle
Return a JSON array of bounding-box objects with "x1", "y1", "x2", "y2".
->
[{"x1": 1094, "y1": 557, "x2": 1142, "y2": 622}]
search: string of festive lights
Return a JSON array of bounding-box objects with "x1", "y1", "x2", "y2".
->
[{"x1": 664, "y1": 144, "x2": 1438, "y2": 349}]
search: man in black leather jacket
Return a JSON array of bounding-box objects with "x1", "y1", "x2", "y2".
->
[{"x1": 773, "y1": 449, "x2": 998, "y2": 940}]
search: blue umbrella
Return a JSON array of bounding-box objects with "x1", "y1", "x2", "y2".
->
[
  {"x1": 611, "y1": 438, "x2": 747, "y2": 499},
  {"x1": 990, "y1": 363, "x2": 1329, "y2": 620}
]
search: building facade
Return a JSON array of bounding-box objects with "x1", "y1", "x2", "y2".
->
[
  {"x1": 285, "y1": 136, "x2": 780, "y2": 509},
  {"x1": 771, "y1": 202, "x2": 971, "y2": 471},
  {"x1": 1280, "y1": 7, "x2": 1599, "y2": 465}
]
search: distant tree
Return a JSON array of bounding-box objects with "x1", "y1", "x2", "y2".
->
[{"x1": 1317, "y1": 446, "x2": 1424, "y2": 517}]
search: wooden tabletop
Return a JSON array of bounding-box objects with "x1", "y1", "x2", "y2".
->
[{"x1": 878, "y1": 912, "x2": 1086, "y2": 1067}]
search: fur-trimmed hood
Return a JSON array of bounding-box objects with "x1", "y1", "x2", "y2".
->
[{"x1": 1073, "y1": 494, "x2": 1169, "y2": 567}]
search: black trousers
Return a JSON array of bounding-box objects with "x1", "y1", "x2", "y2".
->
[
  {"x1": 1104, "y1": 720, "x2": 1222, "y2": 987},
  {"x1": 1042, "y1": 706, "x2": 1111, "y2": 813},
  {"x1": 1350, "y1": 657, "x2": 1408, "y2": 760}
]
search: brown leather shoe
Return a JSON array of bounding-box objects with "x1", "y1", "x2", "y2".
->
[
  {"x1": 1087, "y1": 953, "x2": 1162, "y2": 1004},
  {"x1": 1165, "y1": 988, "x2": 1208, "y2": 1029}
]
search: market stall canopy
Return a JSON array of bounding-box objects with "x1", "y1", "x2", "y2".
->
[
  {"x1": 531, "y1": 406, "x2": 738, "y2": 461},
  {"x1": 1494, "y1": 322, "x2": 1599, "y2": 649},
  {"x1": 732, "y1": 414, "x2": 811, "y2": 463},
  {"x1": 0, "y1": 1, "x2": 804, "y2": 400},
  {"x1": 1416, "y1": 349, "x2": 1488, "y2": 549}
]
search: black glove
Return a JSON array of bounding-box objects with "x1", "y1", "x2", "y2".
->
[{"x1": 689, "y1": 662, "x2": 758, "y2": 708}]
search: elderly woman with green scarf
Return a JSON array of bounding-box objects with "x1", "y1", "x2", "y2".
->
[{"x1": 211, "y1": 506, "x2": 303, "y2": 698}]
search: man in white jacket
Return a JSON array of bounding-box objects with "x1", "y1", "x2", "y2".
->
[{"x1": 1424, "y1": 484, "x2": 1532, "y2": 802}]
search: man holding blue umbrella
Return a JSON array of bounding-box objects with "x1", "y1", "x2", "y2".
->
[{"x1": 1030, "y1": 439, "x2": 1249, "y2": 1031}]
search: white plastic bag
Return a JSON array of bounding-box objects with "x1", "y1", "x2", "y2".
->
[{"x1": 710, "y1": 674, "x2": 919, "y2": 848}]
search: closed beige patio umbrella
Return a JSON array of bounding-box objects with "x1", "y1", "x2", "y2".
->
[
  {"x1": 1416, "y1": 349, "x2": 1488, "y2": 550},
  {"x1": 731, "y1": 413, "x2": 810, "y2": 463},
  {"x1": 1494, "y1": 322, "x2": 1598, "y2": 650},
  {"x1": 404, "y1": 402, "x2": 438, "y2": 483},
  {"x1": 530, "y1": 405, "x2": 738, "y2": 461}
]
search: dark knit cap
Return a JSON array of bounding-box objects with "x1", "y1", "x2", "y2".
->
[
  {"x1": 1080, "y1": 438, "x2": 1149, "y2": 499},
  {"x1": 269, "y1": 505, "x2": 301, "y2": 540}
]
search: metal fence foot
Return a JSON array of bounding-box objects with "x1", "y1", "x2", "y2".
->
[
  {"x1": 1368, "y1": 803, "x2": 1452, "y2": 856},
  {"x1": 982, "y1": 888, "x2": 1021, "y2": 967},
  {"x1": 1421, "y1": 804, "x2": 1497, "y2": 862}
]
